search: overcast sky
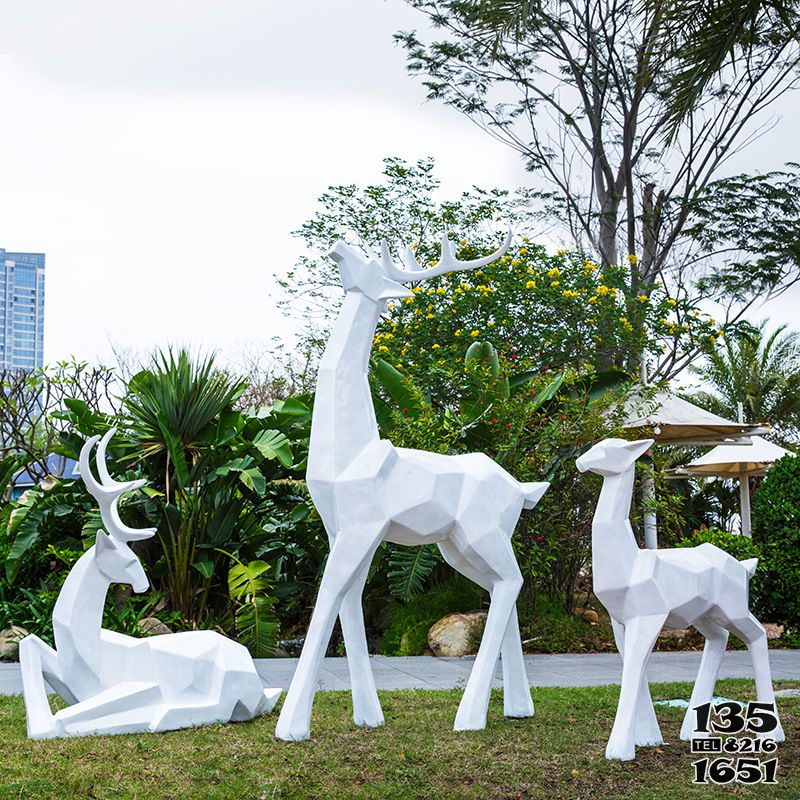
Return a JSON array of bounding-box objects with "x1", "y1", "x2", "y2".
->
[{"x1": 1, "y1": 1, "x2": 798, "y2": 370}]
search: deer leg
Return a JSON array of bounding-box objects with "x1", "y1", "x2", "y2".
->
[
  {"x1": 339, "y1": 558, "x2": 383, "y2": 728},
  {"x1": 680, "y1": 618, "x2": 728, "y2": 740},
  {"x1": 275, "y1": 524, "x2": 385, "y2": 741},
  {"x1": 447, "y1": 536, "x2": 523, "y2": 731},
  {"x1": 728, "y1": 613, "x2": 785, "y2": 742},
  {"x1": 611, "y1": 616, "x2": 662, "y2": 747},
  {"x1": 606, "y1": 613, "x2": 666, "y2": 761},
  {"x1": 19, "y1": 635, "x2": 63, "y2": 739},
  {"x1": 439, "y1": 540, "x2": 532, "y2": 720}
]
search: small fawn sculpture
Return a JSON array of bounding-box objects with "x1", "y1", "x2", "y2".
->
[
  {"x1": 19, "y1": 430, "x2": 281, "y2": 739},
  {"x1": 276, "y1": 234, "x2": 549, "y2": 741},
  {"x1": 577, "y1": 437, "x2": 784, "y2": 760}
]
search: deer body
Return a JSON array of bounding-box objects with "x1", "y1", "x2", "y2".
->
[
  {"x1": 578, "y1": 438, "x2": 785, "y2": 760},
  {"x1": 276, "y1": 235, "x2": 548, "y2": 741},
  {"x1": 19, "y1": 432, "x2": 280, "y2": 739}
]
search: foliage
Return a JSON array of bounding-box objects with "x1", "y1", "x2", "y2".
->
[
  {"x1": 752, "y1": 454, "x2": 800, "y2": 633},
  {"x1": 375, "y1": 238, "x2": 720, "y2": 391},
  {"x1": 689, "y1": 320, "x2": 800, "y2": 445},
  {"x1": 226, "y1": 553, "x2": 279, "y2": 658},
  {"x1": 675, "y1": 526, "x2": 765, "y2": 615},
  {"x1": 1, "y1": 350, "x2": 314, "y2": 654},
  {"x1": 397, "y1": 2, "x2": 800, "y2": 379}
]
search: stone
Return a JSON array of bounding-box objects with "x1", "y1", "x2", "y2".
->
[
  {"x1": 428, "y1": 612, "x2": 488, "y2": 657},
  {"x1": 137, "y1": 617, "x2": 173, "y2": 636},
  {"x1": 0, "y1": 626, "x2": 30, "y2": 661}
]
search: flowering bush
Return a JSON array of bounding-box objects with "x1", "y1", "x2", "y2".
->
[{"x1": 375, "y1": 239, "x2": 723, "y2": 400}]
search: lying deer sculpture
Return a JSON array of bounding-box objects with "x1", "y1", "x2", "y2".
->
[
  {"x1": 576, "y1": 437, "x2": 784, "y2": 760},
  {"x1": 19, "y1": 430, "x2": 281, "y2": 739},
  {"x1": 276, "y1": 233, "x2": 549, "y2": 741}
]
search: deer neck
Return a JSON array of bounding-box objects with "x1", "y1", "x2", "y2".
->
[
  {"x1": 52, "y1": 548, "x2": 108, "y2": 697},
  {"x1": 309, "y1": 291, "x2": 382, "y2": 475},
  {"x1": 591, "y1": 468, "x2": 640, "y2": 584}
]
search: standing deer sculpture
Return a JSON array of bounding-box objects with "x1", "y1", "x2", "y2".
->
[
  {"x1": 576, "y1": 437, "x2": 784, "y2": 761},
  {"x1": 275, "y1": 233, "x2": 549, "y2": 741},
  {"x1": 19, "y1": 430, "x2": 281, "y2": 739}
]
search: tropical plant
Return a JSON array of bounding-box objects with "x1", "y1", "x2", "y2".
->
[
  {"x1": 689, "y1": 321, "x2": 800, "y2": 445},
  {"x1": 225, "y1": 553, "x2": 279, "y2": 658}
]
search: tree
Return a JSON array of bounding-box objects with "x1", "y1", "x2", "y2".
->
[
  {"x1": 689, "y1": 321, "x2": 800, "y2": 445},
  {"x1": 396, "y1": 1, "x2": 800, "y2": 378},
  {"x1": 0, "y1": 362, "x2": 121, "y2": 482}
]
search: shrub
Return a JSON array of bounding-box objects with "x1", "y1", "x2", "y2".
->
[{"x1": 752, "y1": 455, "x2": 800, "y2": 633}]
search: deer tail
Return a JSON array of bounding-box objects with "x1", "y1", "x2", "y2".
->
[
  {"x1": 521, "y1": 481, "x2": 549, "y2": 510},
  {"x1": 741, "y1": 557, "x2": 759, "y2": 578}
]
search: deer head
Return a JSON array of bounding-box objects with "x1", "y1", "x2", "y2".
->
[
  {"x1": 79, "y1": 430, "x2": 156, "y2": 593},
  {"x1": 575, "y1": 438, "x2": 654, "y2": 477},
  {"x1": 329, "y1": 231, "x2": 513, "y2": 302}
]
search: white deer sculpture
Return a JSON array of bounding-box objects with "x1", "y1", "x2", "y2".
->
[
  {"x1": 276, "y1": 233, "x2": 549, "y2": 741},
  {"x1": 576, "y1": 437, "x2": 784, "y2": 761},
  {"x1": 19, "y1": 430, "x2": 281, "y2": 739}
]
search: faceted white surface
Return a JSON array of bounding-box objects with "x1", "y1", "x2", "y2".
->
[
  {"x1": 276, "y1": 234, "x2": 548, "y2": 741},
  {"x1": 577, "y1": 437, "x2": 785, "y2": 760},
  {"x1": 19, "y1": 431, "x2": 281, "y2": 739}
]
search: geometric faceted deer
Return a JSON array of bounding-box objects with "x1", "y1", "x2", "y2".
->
[
  {"x1": 276, "y1": 233, "x2": 549, "y2": 741},
  {"x1": 19, "y1": 429, "x2": 280, "y2": 739},
  {"x1": 576, "y1": 437, "x2": 784, "y2": 761}
]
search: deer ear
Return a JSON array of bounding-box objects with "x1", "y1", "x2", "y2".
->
[
  {"x1": 94, "y1": 529, "x2": 115, "y2": 556},
  {"x1": 623, "y1": 439, "x2": 654, "y2": 460}
]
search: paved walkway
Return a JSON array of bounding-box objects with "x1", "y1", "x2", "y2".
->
[{"x1": 1, "y1": 650, "x2": 797, "y2": 696}]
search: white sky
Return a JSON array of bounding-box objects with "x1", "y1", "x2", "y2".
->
[{"x1": 1, "y1": 0, "x2": 799, "y2": 369}]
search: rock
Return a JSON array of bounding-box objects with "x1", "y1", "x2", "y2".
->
[
  {"x1": 775, "y1": 689, "x2": 800, "y2": 698},
  {"x1": 428, "y1": 612, "x2": 487, "y2": 657},
  {"x1": 137, "y1": 617, "x2": 173, "y2": 637},
  {"x1": 0, "y1": 626, "x2": 30, "y2": 661},
  {"x1": 574, "y1": 608, "x2": 599, "y2": 624},
  {"x1": 765, "y1": 623, "x2": 784, "y2": 640}
]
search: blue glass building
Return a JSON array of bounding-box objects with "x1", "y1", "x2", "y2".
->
[{"x1": 0, "y1": 248, "x2": 46, "y2": 370}]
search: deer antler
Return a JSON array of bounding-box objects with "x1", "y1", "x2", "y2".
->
[
  {"x1": 378, "y1": 231, "x2": 513, "y2": 282},
  {"x1": 79, "y1": 429, "x2": 156, "y2": 543}
]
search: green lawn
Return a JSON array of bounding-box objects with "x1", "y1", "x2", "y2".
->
[{"x1": 0, "y1": 680, "x2": 796, "y2": 799}]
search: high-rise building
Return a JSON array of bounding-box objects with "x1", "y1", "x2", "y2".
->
[{"x1": 0, "y1": 248, "x2": 46, "y2": 371}]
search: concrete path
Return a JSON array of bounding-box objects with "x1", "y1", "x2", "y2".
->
[{"x1": 1, "y1": 650, "x2": 797, "y2": 696}]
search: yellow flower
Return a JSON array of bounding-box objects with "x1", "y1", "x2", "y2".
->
[
  {"x1": 596, "y1": 284, "x2": 610, "y2": 296},
  {"x1": 387, "y1": 303, "x2": 394, "y2": 311},
  {"x1": 378, "y1": 345, "x2": 389, "y2": 353},
  {"x1": 562, "y1": 289, "x2": 579, "y2": 299},
  {"x1": 511, "y1": 259, "x2": 520, "y2": 266},
  {"x1": 556, "y1": 248, "x2": 568, "y2": 256},
  {"x1": 455, "y1": 328, "x2": 463, "y2": 337},
  {"x1": 470, "y1": 329, "x2": 479, "y2": 338},
  {"x1": 487, "y1": 320, "x2": 495, "y2": 328},
  {"x1": 547, "y1": 267, "x2": 561, "y2": 278},
  {"x1": 638, "y1": 295, "x2": 648, "y2": 303},
  {"x1": 522, "y1": 236, "x2": 530, "y2": 242},
  {"x1": 460, "y1": 238, "x2": 468, "y2": 245},
  {"x1": 519, "y1": 247, "x2": 528, "y2": 255},
  {"x1": 589, "y1": 296, "x2": 598, "y2": 304},
  {"x1": 436, "y1": 287, "x2": 446, "y2": 295},
  {"x1": 427, "y1": 288, "x2": 434, "y2": 296},
  {"x1": 666, "y1": 299, "x2": 677, "y2": 307},
  {"x1": 526, "y1": 280, "x2": 537, "y2": 289},
  {"x1": 404, "y1": 297, "x2": 414, "y2": 305},
  {"x1": 383, "y1": 333, "x2": 394, "y2": 341},
  {"x1": 412, "y1": 286, "x2": 422, "y2": 294},
  {"x1": 373, "y1": 334, "x2": 382, "y2": 343},
  {"x1": 401, "y1": 346, "x2": 408, "y2": 355},
  {"x1": 710, "y1": 335, "x2": 717, "y2": 345},
  {"x1": 619, "y1": 316, "x2": 633, "y2": 332},
  {"x1": 627, "y1": 253, "x2": 639, "y2": 265},
  {"x1": 419, "y1": 347, "x2": 426, "y2": 354},
  {"x1": 427, "y1": 260, "x2": 438, "y2": 267},
  {"x1": 432, "y1": 343, "x2": 441, "y2": 350},
  {"x1": 550, "y1": 281, "x2": 560, "y2": 287},
  {"x1": 426, "y1": 313, "x2": 435, "y2": 320}
]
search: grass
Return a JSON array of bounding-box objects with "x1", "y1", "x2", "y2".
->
[{"x1": 0, "y1": 680, "x2": 797, "y2": 799}]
